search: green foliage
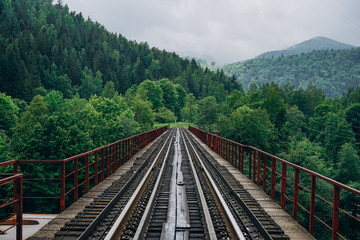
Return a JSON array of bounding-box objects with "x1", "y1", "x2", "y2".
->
[
  {"x1": 225, "y1": 89, "x2": 245, "y2": 110},
  {"x1": 0, "y1": 92, "x2": 19, "y2": 133},
  {"x1": 337, "y1": 143, "x2": 360, "y2": 184},
  {"x1": 280, "y1": 137, "x2": 328, "y2": 175},
  {"x1": 345, "y1": 103, "x2": 360, "y2": 142},
  {"x1": 79, "y1": 68, "x2": 103, "y2": 99},
  {"x1": 10, "y1": 91, "x2": 139, "y2": 160},
  {"x1": 195, "y1": 96, "x2": 219, "y2": 132},
  {"x1": 261, "y1": 83, "x2": 286, "y2": 128},
  {"x1": 224, "y1": 48, "x2": 360, "y2": 98},
  {"x1": 155, "y1": 107, "x2": 176, "y2": 123},
  {"x1": 159, "y1": 78, "x2": 178, "y2": 113},
  {"x1": 228, "y1": 106, "x2": 274, "y2": 151},
  {"x1": 136, "y1": 80, "x2": 163, "y2": 110},
  {"x1": 182, "y1": 93, "x2": 198, "y2": 123},
  {"x1": 132, "y1": 97, "x2": 155, "y2": 131},
  {"x1": 102, "y1": 81, "x2": 117, "y2": 99},
  {"x1": 0, "y1": 130, "x2": 12, "y2": 162}
]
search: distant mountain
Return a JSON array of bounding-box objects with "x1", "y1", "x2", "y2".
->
[
  {"x1": 223, "y1": 47, "x2": 360, "y2": 98},
  {"x1": 256, "y1": 37, "x2": 356, "y2": 59}
]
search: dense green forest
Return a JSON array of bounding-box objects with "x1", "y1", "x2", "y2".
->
[
  {"x1": 223, "y1": 47, "x2": 360, "y2": 97},
  {"x1": 0, "y1": 0, "x2": 240, "y2": 102}
]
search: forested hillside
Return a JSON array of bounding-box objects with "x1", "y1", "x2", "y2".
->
[
  {"x1": 0, "y1": 0, "x2": 240, "y2": 102},
  {"x1": 0, "y1": 0, "x2": 242, "y2": 161},
  {"x1": 223, "y1": 48, "x2": 360, "y2": 97}
]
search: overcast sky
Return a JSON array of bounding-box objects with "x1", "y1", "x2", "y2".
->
[{"x1": 61, "y1": 0, "x2": 360, "y2": 65}]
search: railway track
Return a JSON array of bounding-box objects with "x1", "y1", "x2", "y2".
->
[{"x1": 55, "y1": 128, "x2": 289, "y2": 240}]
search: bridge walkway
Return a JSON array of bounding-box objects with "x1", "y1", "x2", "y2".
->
[
  {"x1": 28, "y1": 133, "x2": 162, "y2": 240},
  {"x1": 190, "y1": 132, "x2": 315, "y2": 240}
]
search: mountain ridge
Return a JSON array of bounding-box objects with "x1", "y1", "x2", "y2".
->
[
  {"x1": 223, "y1": 47, "x2": 360, "y2": 98},
  {"x1": 256, "y1": 36, "x2": 356, "y2": 59}
]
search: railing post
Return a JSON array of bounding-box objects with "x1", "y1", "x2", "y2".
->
[
  {"x1": 281, "y1": 162, "x2": 287, "y2": 209},
  {"x1": 110, "y1": 144, "x2": 116, "y2": 173},
  {"x1": 118, "y1": 142, "x2": 121, "y2": 167},
  {"x1": 332, "y1": 185, "x2": 340, "y2": 240},
  {"x1": 14, "y1": 160, "x2": 19, "y2": 173},
  {"x1": 106, "y1": 147, "x2": 110, "y2": 177},
  {"x1": 85, "y1": 154, "x2": 89, "y2": 193},
  {"x1": 235, "y1": 144, "x2": 240, "y2": 168},
  {"x1": 241, "y1": 147, "x2": 244, "y2": 173},
  {"x1": 257, "y1": 152, "x2": 261, "y2": 186},
  {"x1": 226, "y1": 141, "x2": 229, "y2": 162},
  {"x1": 293, "y1": 168, "x2": 300, "y2": 220},
  {"x1": 13, "y1": 161, "x2": 19, "y2": 215},
  {"x1": 125, "y1": 140, "x2": 128, "y2": 162},
  {"x1": 253, "y1": 150, "x2": 256, "y2": 182},
  {"x1": 130, "y1": 139, "x2": 132, "y2": 159},
  {"x1": 74, "y1": 158, "x2": 78, "y2": 202},
  {"x1": 60, "y1": 162, "x2": 66, "y2": 212},
  {"x1": 238, "y1": 146, "x2": 242, "y2": 171},
  {"x1": 120, "y1": 141, "x2": 123, "y2": 166},
  {"x1": 309, "y1": 175, "x2": 316, "y2": 235},
  {"x1": 212, "y1": 136, "x2": 216, "y2": 151},
  {"x1": 116, "y1": 142, "x2": 119, "y2": 169},
  {"x1": 232, "y1": 143, "x2": 235, "y2": 166},
  {"x1": 249, "y1": 150, "x2": 252, "y2": 179},
  {"x1": 101, "y1": 149, "x2": 104, "y2": 181},
  {"x1": 15, "y1": 176, "x2": 22, "y2": 240},
  {"x1": 221, "y1": 139, "x2": 224, "y2": 158},
  {"x1": 94, "y1": 151, "x2": 98, "y2": 186},
  {"x1": 271, "y1": 157, "x2": 276, "y2": 199},
  {"x1": 263, "y1": 156, "x2": 267, "y2": 191}
]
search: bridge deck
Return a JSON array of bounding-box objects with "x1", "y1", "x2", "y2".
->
[
  {"x1": 28, "y1": 133, "x2": 163, "y2": 240},
  {"x1": 29, "y1": 129, "x2": 315, "y2": 240},
  {"x1": 190, "y1": 132, "x2": 315, "y2": 240}
]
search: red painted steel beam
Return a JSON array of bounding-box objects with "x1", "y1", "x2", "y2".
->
[
  {"x1": 60, "y1": 162, "x2": 65, "y2": 212},
  {"x1": 271, "y1": 157, "x2": 276, "y2": 200},
  {"x1": 293, "y1": 169, "x2": 300, "y2": 220},
  {"x1": 281, "y1": 162, "x2": 287, "y2": 209},
  {"x1": 309, "y1": 175, "x2": 316, "y2": 235},
  {"x1": 332, "y1": 186, "x2": 340, "y2": 240}
]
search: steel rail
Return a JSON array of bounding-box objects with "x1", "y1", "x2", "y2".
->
[
  {"x1": 77, "y1": 130, "x2": 172, "y2": 240},
  {"x1": 131, "y1": 129, "x2": 174, "y2": 239},
  {"x1": 103, "y1": 129, "x2": 175, "y2": 240},
  {"x1": 186, "y1": 129, "x2": 274, "y2": 240},
  {"x1": 180, "y1": 129, "x2": 217, "y2": 240},
  {"x1": 182, "y1": 129, "x2": 247, "y2": 240}
]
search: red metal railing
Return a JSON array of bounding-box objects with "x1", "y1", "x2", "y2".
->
[
  {"x1": 0, "y1": 126, "x2": 167, "y2": 215},
  {"x1": 189, "y1": 126, "x2": 360, "y2": 240},
  {"x1": 0, "y1": 173, "x2": 23, "y2": 240}
]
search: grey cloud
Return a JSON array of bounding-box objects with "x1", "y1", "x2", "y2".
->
[{"x1": 62, "y1": 0, "x2": 360, "y2": 65}]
